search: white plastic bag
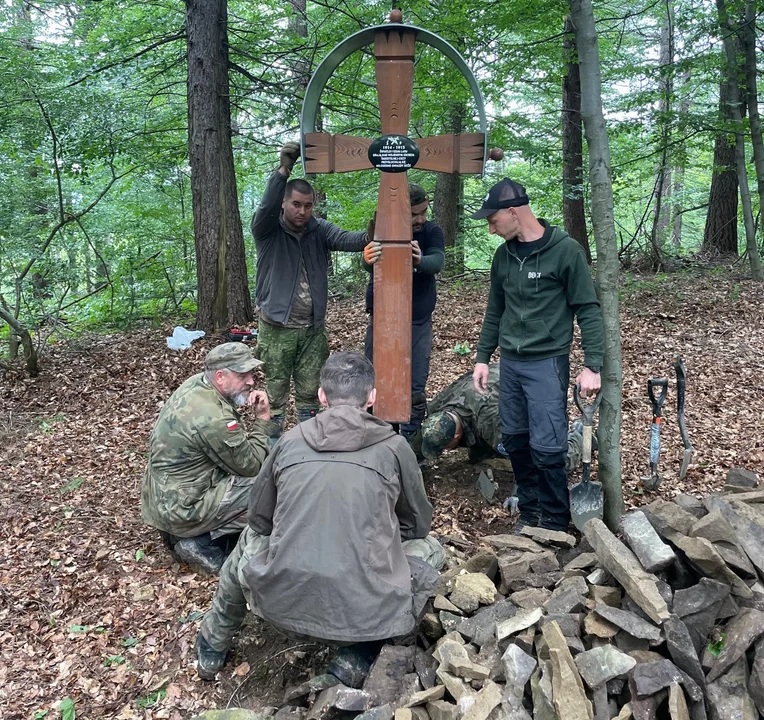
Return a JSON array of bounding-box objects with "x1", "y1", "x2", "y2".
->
[{"x1": 166, "y1": 326, "x2": 206, "y2": 350}]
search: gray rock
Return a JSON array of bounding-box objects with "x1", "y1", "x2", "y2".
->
[
  {"x1": 574, "y1": 645, "x2": 637, "y2": 689},
  {"x1": 438, "y1": 641, "x2": 490, "y2": 681},
  {"x1": 541, "y1": 620, "x2": 593, "y2": 720},
  {"x1": 477, "y1": 470, "x2": 497, "y2": 500},
  {"x1": 458, "y1": 600, "x2": 518, "y2": 647},
  {"x1": 506, "y1": 571, "x2": 565, "y2": 593},
  {"x1": 414, "y1": 648, "x2": 438, "y2": 690},
  {"x1": 498, "y1": 553, "x2": 533, "y2": 593},
  {"x1": 406, "y1": 686, "x2": 445, "y2": 707},
  {"x1": 707, "y1": 657, "x2": 758, "y2": 720},
  {"x1": 704, "y1": 497, "x2": 764, "y2": 580},
  {"x1": 682, "y1": 602, "x2": 726, "y2": 655},
  {"x1": 496, "y1": 607, "x2": 543, "y2": 640},
  {"x1": 520, "y1": 526, "x2": 577, "y2": 548},
  {"x1": 483, "y1": 535, "x2": 547, "y2": 554},
  {"x1": 586, "y1": 568, "x2": 612, "y2": 586},
  {"x1": 355, "y1": 707, "x2": 394, "y2": 720},
  {"x1": 607, "y1": 678, "x2": 626, "y2": 696},
  {"x1": 593, "y1": 603, "x2": 662, "y2": 641},
  {"x1": 621, "y1": 510, "x2": 677, "y2": 572},
  {"x1": 510, "y1": 587, "x2": 552, "y2": 610},
  {"x1": 435, "y1": 669, "x2": 472, "y2": 703},
  {"x1": 538, "y1": 613, "x2": 582, "y2": 638},
  {"x1": 530, "y1": 661, "x2": 556, "y2": 720},
  {"x1": 628, "y1": 675, "x2": 662, "y2": 720},
  {"x1": 716, "y1": 594, "x2": 740, "y2": 621},
  {"x1": 307, "y1": 686, "x2": 371, "y2": 720},
  {"x1": 672, "y1": 578, "x2": 730, "y2": 618},
  {"x1": 584, "y1": 612, "x2": 619, "y2": 639},
  {"x1": 589, "y1": 585, "x2": 621, "y2": 607},
  {"x1": 590, "y1": 684, "x2": 609, "y2": 720},
  {"x1": 273, "y1": 708, "x2": 306, "y2": 720},
  {"x1": 191, "y1": 713, "x2": 272, "y2": 720},
  {"x1": 284, "y1": 674, "x2": 340, "y2": 704},
  {"x1": 531, "y1": 550, "x2": 561, "y2": 574},
  {"x1": 727, "y1": 468, "x2": 760, "y2": 488},
  {"x1": 631, "y1": 659, "x2": 702, "y2": 702},
  {"x1": 363, "y1": 645, "x2": 414, "y2": 707},
  {"x1": 664, "y1": 615, "x2": 706, "y2": 693},
  {"x1": 674, "y1": 494, "x2": 706, "y2": 519},
  {"x1": 439, "y1": 612, "x2": 462, "y2": 634},
  {"x1": 477, "y1": 638, "x2": 504, "y2": 682},
  {"x1": 643, "y1": 500, "x2": 697, "y2": 537},
  {"x1": 544, "y1": 584, "x2": 585, "y2": 614},
  {"x1": 421, "y1": 613, "x2": 443, "y2": 638},
  {"x1": 668, "y1": 684, "x2": 690, "y2": 720},
  {"x1": 514, "y1": 627, "x2": 536, "y2": 656},
  {"x1": 563, "y1": 552, "x2": 598, "y2": 572},
  {"x1": 614, "y1": 631, "x2": 649, "y2": 653},
  {"x1": 462, "y1": 680, "x2": 503, "y2": 720},
  {"x1": 707, "y1": 608, "x2": 764, "y2": 683},
  {"x1": 427, "y1": 701, "x2": 459, "y2": 720},
  {"x1": 583, "y1": 520, "x2": 670, "y2": 625},
  {"x1": 748, "y1": 638, "x2": 764, "y2": 716},
  {"x1": 434, "y1": 594, "x2": 463, "y2": 615},
  {"x1": 502, "y1": 643, "x2": 537, "y2": 687}
]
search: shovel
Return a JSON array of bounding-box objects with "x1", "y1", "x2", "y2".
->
[
  {"x1": 570, "y1": 384, "x2": 603, "y2": 531},
  {"x1": 642, "y1": 377, "x2": 668, "y2": 491},
  {"x1": 675, "y1": 357, "x2": 693, "y2": 480}
]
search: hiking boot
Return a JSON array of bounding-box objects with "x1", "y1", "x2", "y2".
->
[
  {"x1": 571, "y1": 417, "x2": 597, "y2": 452},
  {"x1": 195, "y1": 632, "x2": 228, "y2": 681},
  {"x1": 173, "y1": 535, "x2": 226, "y2": 575},
  {"x1": 512, "y1": 516, "x2": 539, "y2": 536},
  {"x1": 326, "y1": 642, "x2": 382, "y2": 689}
]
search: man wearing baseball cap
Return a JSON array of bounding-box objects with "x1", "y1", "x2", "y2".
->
[
  {"x1": 141, "y1": 343, "x2": 277, "y2": 573},
  {"x1": 471, "y1": 179, "x2": 604, "y2": 533}
]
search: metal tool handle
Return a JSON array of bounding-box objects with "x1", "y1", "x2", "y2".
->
[
  {"x1": 574, "y1": 384, "x2": 601, "y2": 469},
  {"x1": 647, "y1": 378, "x2": 668, "y2": 418},
  {"x1": 649, "y1": 421, "x2": 662, "y2": 471},
  {"x1": 675, "y1": 357, "x2": 686, "y2": 417}
]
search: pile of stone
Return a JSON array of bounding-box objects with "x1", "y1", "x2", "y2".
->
[{"x1": 273, "y1": 468, "x2": 764, "y2": 720}]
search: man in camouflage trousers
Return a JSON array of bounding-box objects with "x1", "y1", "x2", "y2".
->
[
  {"x1": 195, "y1": 352, "x2": 445, "y2": 682},
  {"x1": 413, "y1": 363, "x2": 584, "y2": 470},
  {"x1": 141, "y1": 343, "x2": 276, "y2": 574},
  {"x1": 252, "y1": 142, "x2": 369, "y2": 437}
]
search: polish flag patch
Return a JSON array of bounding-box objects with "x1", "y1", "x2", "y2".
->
[{"x1": 227, "y1": 420, "x2": 239, "y2": 431}]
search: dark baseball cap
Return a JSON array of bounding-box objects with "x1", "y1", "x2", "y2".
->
[
  {"x1": 421, "y1": 411, "x2": 458, "y2": 459},
  {"x1": 205, "y1": 343, "x2": 263, "y2": 373},
  {"x1": 471, "y1": 178, "x2": 529, "y2": 219},
  {"x1": 409, "y1": 183, "x2": 428, "y2": 206}
]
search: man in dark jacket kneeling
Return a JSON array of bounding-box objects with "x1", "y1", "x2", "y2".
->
[{"x1": 195, "y1": 352, "x2": 445, "y2": 681}]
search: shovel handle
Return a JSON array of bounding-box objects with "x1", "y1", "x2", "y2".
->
[
  {"x1": 675, "y1": 357, "x2": 686, "y2": 416},
  {"x1": 647, "y1": 378, "x2": 668, "y2": 418},
  {"x1": 574, "y1": 384, "x2": 602, "y2": 425}
]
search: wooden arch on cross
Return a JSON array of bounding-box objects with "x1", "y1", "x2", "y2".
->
[{"x1": 300, "y1": 12, "x2": 502, "y2": 422}]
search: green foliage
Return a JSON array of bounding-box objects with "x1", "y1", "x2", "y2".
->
[
  {"x1": 59, "y1": 477, "x2": 85, "y2": 494},
  {"x1": 59, "y1": 697, "x2": 76, "y2": 720},
  {"x1": 104, "y1": 655, "x2": 126, "y2": 667},
  {"x1": 134, "y1": 548, "x2": 145, "y2": 562},
  {"x1": 708, "y1": 633, "x2": 726, "y2": 656},
  {"x1": 452, "y1": 341, "x2": 471, "y2": 356},
  {"x1": 135, "y1": 687, "x2": 167, "y2": 709}
]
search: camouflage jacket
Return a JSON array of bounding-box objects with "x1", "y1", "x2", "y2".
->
[
  {"x1": 141, "y1": 373, "x2": 272, "y2": 536},
  {"x1": 428, "y1": 363, "x2": 501, "y2": 455}
]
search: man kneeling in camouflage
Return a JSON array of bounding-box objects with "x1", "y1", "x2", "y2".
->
[
  {"x1": 413, "y1": 363, "x2": 585, "y2": 469},
  {"x1": 195, "y1": 352, "x2": 445, "y2": 681},
  {"x1": 141, "y1": 343, "x2": 276, "y2": 574}
]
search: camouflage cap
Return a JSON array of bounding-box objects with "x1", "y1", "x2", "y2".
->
[
  {"x1": 205, "y1": 342, "x2": 263, "y2": 373},
  {"x1": 421, "y1": 411, "x2": 458, "y2": 459}
]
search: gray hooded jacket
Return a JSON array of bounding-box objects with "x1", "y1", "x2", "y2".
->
[{"x1": 243, "y1": 405, "x2": 436, "y2": 643}]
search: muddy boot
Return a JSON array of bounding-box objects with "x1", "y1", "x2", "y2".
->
[
  {"x1": 195, "y1": 632, "x2": 229, "y2": 681},
  {"x1": 326, "y1": 642, "x2": 383, "y2": 689},
  {"x1": 173, "y1": 534, "x2": 226, "y2": 575}
]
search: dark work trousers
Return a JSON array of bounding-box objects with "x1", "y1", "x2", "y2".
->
[
  {"x1": 365, "y1": 316, "x2": 432, "y2": 438},
  {"x1": 499, "y1": 355, "x2": 570, "y2": 531}
]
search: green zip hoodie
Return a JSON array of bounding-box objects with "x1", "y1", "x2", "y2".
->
[{"x1": 476, "y1": 222, "x2": 604, "y2": 367}]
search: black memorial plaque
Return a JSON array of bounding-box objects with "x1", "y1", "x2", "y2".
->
[{"x1": 368, "y1": 134, "x2": 420, "y2": 173}]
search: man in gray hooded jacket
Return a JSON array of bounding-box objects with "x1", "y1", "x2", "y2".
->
[{"x1": 195, "y1": 352, "x2": 445, "y2": 680}]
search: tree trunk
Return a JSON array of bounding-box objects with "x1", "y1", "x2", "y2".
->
[
  {"x1": 187, "y1": 0, "x2": 253, "y2": 331},
  {"x1": 742, "y1": 0, "x2": 764, "y2": 278},
  {"x1": 716, "y1": 0, "x2": 763, "y2": 279},
  {"x1": 569, "y1": 0, "x2": 624, "y2": 530},
  {"x1": 650, "y1": 4, "x2": 674, "y2": 264},
  {"x1": 671, "y1": 71, "x2": 690, "y2": 247},
  {"x1": 702, "y1": 80, "x2": 739, "y2": 255},
  {"x1": 433, "y1": 106, "x2": 465, "y2": 274},
  {"x1": 562, "y1": 16, "x2": 591, "y2": 263}
]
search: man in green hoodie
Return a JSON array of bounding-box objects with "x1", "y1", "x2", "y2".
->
[{"x1": 471, "y1": 179, "x2": 604, "y2": 533}]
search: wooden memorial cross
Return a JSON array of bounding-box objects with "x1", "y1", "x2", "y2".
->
[{"x1": 300, "y1": 10, "x2": 502, "y2": 422}]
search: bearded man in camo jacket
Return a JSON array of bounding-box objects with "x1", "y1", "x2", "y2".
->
[{"x1": 141, "y1": 343, "x2": 277, "y2": 574}]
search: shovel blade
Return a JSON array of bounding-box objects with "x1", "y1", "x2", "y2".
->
[
  {"x1": 679, "y1": 447, "x2": 693, "y2": 481},
  {"x1": 570, "y1": 478, "x2": 604, "y2": 531}
]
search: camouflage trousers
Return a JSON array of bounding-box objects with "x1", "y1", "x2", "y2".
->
[
  {"x1": 256, "y1": 319, "x2": 329, "y2": 418},
  {"x1": 199, "y1": 527, "x2": 446, "y2": 653}
]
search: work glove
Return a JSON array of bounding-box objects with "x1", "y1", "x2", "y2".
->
[
  {"x1": 279, "y1": 141, "x2": 301, "y2": 171},
  {"x1": 364, "y1": 240, "x2": 382, "y2": 265}
]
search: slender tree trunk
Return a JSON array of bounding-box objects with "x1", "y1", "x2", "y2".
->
[
  {"x1": 716, "y1": 0, "x2": 763, "y2": 279},
  {"x1": 569, "y1": 0, "x2": 624, "y2": 530},
  {"x1": 562, "y1": 16, "x2": 591, "y2": 263},
  {"x1": 433, "y1": 106, "x2": 465, "y2": 274},
  {"x1": 671, "y1": 71, "x2": 690, "y2": 247},
  {"x1": 742, "y1": 0, "x2": 764, "y2": 276},
  {"x1": 187, "y1": 0, "x2": 253, "y2": 331},
  {"x1": 650, "y1": 3, "x2": 674, "y2": 264},
  {"x1": 703, "y1": 80, "x2": 739, "y2": 255}
]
